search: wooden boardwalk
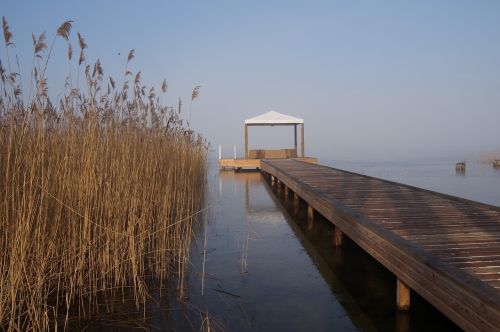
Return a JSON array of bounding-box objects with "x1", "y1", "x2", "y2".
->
[
  {"x1": 261, "y1": 159, "x2": 500, "y2": 332},
  {"x1": 218, "y1": 157, "x2": 317, "y2": 170}
]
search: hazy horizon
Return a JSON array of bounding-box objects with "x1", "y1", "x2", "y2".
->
[{"x1": 3, "y1": 1, "x2": 500, "y2": 162}]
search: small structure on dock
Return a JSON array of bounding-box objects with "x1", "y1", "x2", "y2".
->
[
  {"x1": 455, "y1": 161, "x2": 466, "y2": 172},
  {"x1": 219, "y1": 110, "x2": 317, "y2": 171}
]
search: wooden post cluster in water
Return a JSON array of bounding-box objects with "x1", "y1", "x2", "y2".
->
[{"x1": 455, "y1": 162, "x2": 466, "y2": 172}]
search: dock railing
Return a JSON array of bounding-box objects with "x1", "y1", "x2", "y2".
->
[{"x1": 218, "y1": 145, "x2": 238, "y2": 160}]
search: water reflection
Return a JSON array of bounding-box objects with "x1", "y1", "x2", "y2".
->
[
  {"x1": 185, "y1": 168, "x2": 460, "y2": 331},
  {"x1": 187, "y1": 170, "x2": 360, "y2": 331},
  {"x1": 58, "y1": 161, "x2": 481, "y2": 330}
]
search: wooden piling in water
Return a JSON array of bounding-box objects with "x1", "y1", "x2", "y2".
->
[
  {"x1": 293, "y1": 191, "x2": 300, "y2": 214},
  {"x1": 397, "y1": 279, "x2": 411, "y2": 311},
  {"x1": 334, "y1": 227, "x2": 343, "y2": 247},
  {"x1": 455, "y1": 162, "x2": 466, "y2": 172},
  {"x1": 307, "y1": 205, "x2": 314, "y2": 222},
  {"x1": 395, "y1": 312, "x2": 410, "y2": 332},
  {"x1": 307, "y1": 205, "x2": 314, "y2": 230}
]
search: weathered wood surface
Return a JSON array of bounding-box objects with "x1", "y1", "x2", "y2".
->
[
  {"x1": 249, "y1": 149, "x2": 298, "y2": 159},
  {"x1": 261, "y1": 159, "x2": 500, "y2": 332},
  {"x1": 219, "y1": 157, "x2": 317, "y2": 170},
  {"x1": 219, "y1": 158, "x2": 261, "y2": 170}
]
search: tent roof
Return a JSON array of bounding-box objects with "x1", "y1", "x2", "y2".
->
[{"x1": 244, "y1": 110, "x2": 303, "y2": 125}]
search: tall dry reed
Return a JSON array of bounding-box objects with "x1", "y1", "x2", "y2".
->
[{"x1": 0, "y1": 18, "x2": 207, "y2": 330}]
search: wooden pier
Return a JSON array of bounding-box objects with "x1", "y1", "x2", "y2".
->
[
  {"x1": 261, "y1": 159, "x2": 500, "y2": 332},
  {"x1": 219, "y1": 157, "x2": 317, "y2": 170}
]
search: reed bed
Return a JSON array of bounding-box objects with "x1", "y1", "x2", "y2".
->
[{"x1": 0, "y1": 18, "x2": 207, "y2": 330}]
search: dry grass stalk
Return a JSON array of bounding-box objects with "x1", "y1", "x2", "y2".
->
[
  {"x1": 0, "y1": 18, "x2": 207, "y2": 331},
  {"x1": 189, "y1": 85, "x2": 201, "y2": 126}
]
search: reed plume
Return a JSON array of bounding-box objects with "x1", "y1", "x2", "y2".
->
[
  {"x1": 56, "y1": 20, "x2": 73, "y2": 40},
  {"x1": 34, "y1": 32, "x2": 47, "y2": 56},
  {"x1": 189, "y1": 85, "x2": 201, "y2": 125},
  {"x1": 162, "y1": 79, "x2": 168, "y2": 93},
  {"x1": 2, "y1": 16, "x2": 13, "y2": 46}
]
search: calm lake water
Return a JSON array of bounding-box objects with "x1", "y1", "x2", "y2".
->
[{"x1": 181, "y1": 159, "x2": 500, "y2": 331}]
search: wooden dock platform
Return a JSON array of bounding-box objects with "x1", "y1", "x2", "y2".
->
[
  {"x1": 261, "y1": 159, "x2": 500, "y2": 332},
  {"x1": 219, "y1": 157, "x2": 317, "y2": 171}
]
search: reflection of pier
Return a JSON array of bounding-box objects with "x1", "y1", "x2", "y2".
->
[
  {"x1": 259, "y1": 180, "x2": 380, "y2": 332},
  {"x1": 261, "y1": 159, "x2": 500, "y2": 332}
]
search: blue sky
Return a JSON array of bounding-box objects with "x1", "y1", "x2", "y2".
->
[{"x1": 3, "y1": 1, "x2": 500, "y2": 161}]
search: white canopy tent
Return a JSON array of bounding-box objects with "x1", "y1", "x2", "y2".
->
[
  {"x1": 245, "y1": 110, "x2": 304, "y2": 125},
  {"x1": 244, "y1": 110, "x2": 305, "y2": 159}
]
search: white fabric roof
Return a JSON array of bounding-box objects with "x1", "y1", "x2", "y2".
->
[{"x1": 245, "y1": 110, "x2": 303, "y2": 125}]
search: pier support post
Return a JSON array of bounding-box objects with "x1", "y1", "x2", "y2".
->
[
  {"x1": 334, "y1": 227, "x2": 343, "y2": 247},
  {"x1": 293, "y1": 192, "x2": 300, "y2": 214},
  {"x1": 307, "y1": 205, "x2": 314, "y2": 230},
  {"x1": 395, "y1": 312, "x2": 410, "y2": 332},
  {"x1": 284, "y1": 186, "x2": 289, "y2": 201},
  {"x1": 396, "y1": 279, "x2": 411, "y2": 311}
]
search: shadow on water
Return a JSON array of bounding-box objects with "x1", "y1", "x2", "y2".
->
[
  {"x1": 181, "y1": 169, "x2": 462, "y2": 332},
  {"x1": 264, "y1": 176, "x2": 462, "y2": 332}
]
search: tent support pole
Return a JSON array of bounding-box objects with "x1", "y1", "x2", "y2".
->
[
  {"x1": 245, "y1": 124, "x2": 248, "y2": 159},
  {"x1": 301, "y1": 123, "x2": 305, "y2": 157}
]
